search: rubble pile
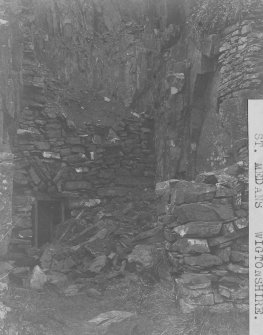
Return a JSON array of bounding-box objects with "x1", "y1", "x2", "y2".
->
[
  {"x1": 40, "y1": 200, "x2": 170, "y2": 288},
  {"x1": 9, "y1": 187, "x2": 170, "y2": 297},
  {"x1": 10, "y1": 190, "x2": 164, "y2": 291},
  {"x1": 157, "y1": 160, "x2": 249, "y2": 313}
]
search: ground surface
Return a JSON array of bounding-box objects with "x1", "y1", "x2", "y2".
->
[{"x1": 2, "y1": 275, "x2": 249, "y2": 335}]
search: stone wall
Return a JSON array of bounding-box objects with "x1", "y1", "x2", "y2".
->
[
  {"x1": 12, "y1": 68, "x2": 155, "y2": 254},
  {"x1": 12, "y1": 106, "x2": 155, "y2": 252},
  {"x1": 3, "y1": 0, "x2": 157, "y2": 254},
  {"x1": 155, "y1": 0, "x2": 263, "y2": 181},
  {"x1": 156, "y1": 157, "x2": 249, "y2": 313},
  {"x1": 8, "y1": 0, "x2": 262, "y2": 196},
  {"x1": 197, "y1": 7, "x2": 263, "y2": 171}
]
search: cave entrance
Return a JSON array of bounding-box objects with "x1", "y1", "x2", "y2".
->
[{"x1": 32, "y1": 198, "x2": 64, "y2": 248}]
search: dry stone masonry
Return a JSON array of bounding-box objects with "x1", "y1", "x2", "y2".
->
[
  {"x1": 155, "y1": 0, "x2": 263, "y2": 180},
  {"x1": 157, "y1": 159, "x2": 249, "y2": 313},
  {"x1": 13, "y1": 100, "x2": 155, "y2": 253},
  {"x1": 10, "y1": 0, "x2": 156, "y2": 254}
]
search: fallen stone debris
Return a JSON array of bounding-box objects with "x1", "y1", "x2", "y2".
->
[{"x1": 8, "y1": 197, "x2": 165, "y2": 299}]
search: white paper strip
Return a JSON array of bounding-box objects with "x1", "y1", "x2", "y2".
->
[{"x1": 249, "y1": 100, "x2": 263, "y2": 334}]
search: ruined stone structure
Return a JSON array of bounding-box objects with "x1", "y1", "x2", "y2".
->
[
  {"x1": 10, "y1": 0, "x2": 156, "y2": 254},
  {"x1": 0, "y1": 0, "x2": 262, "y2": 314},
  {"x1": 157, "y1": 160, "x2": 248, "y2": 312}
]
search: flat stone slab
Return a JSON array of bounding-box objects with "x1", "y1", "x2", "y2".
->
[
  {"x1": 171, "y1": 238, "x2": 210, "y2": 254},
  {"x1": 156, "y1": 179, "x2": 217, "y2": 214},
  {"x1": 172, "y1": 221, "x2": 223, "y2": 238},
  {"x1": 177, "y1": 273, "x2": 212, "y2": 289},
  {"x1": 210, "y1": 203, "x2": 235, "y2": 221},
  {"x1": 178, "y1": 285, "x2": 212, "y2": 298},
  {"x1": 215, "y1": 185, "x2": 236, "y2": 198},
  {"x1": 227, "y1": 263, "x2": 249, "y2": 274},
  {"x1": 97, "y1": 187, "x2": 128, "y2": 197},
  {"x1": 184, "y1": 293, "x2": 215, "y2": 306},
  {"x1": 208, "y1": 228, "x2": 248, "y2": 247},
  {"x1": 85, "y1": 310, "x2": 136, "y2": 335},
  {"x1": 184, "y1": 254, "x2": 223, "y2": 268},
  {"x1": 68, "y1": 198, "x2": 101, "y2": 209},
  {"x1": 218, "y1": 283, "x2": 249, "y2": 300},
  {"x1": 174, "y1": 203, "x2": 234, "y2": 224},
  {"x1": 170, "y1": 181, "x2": 216, "y2": 205},
  {"x1": 64, "y1": 181, "x2": 92, "y2": 190}
]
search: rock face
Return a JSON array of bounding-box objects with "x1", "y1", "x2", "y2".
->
[{"x1": 155, "y1": 0, "x2": 262, "y2": 180}]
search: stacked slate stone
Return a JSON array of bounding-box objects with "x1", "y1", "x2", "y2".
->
[
  {"x1": 11, "y1": 23, "x2": 155, "y2": 253},
  {"x1": 14, "y1": 106, "x2": 154, "y2": 194},
  {"x1": 12, "y1": 106, "x2": 155, "y2": 252},
  {"x1": 156, "y1": 161, "x2": 249, "y2": 313},
  {"x1": 218, "y1": 18, "x2": 263, "y2": 100}
]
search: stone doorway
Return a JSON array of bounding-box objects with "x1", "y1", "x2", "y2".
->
[{"x1": 32, "y1": 199, "x2": 64, "y2": 248}]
